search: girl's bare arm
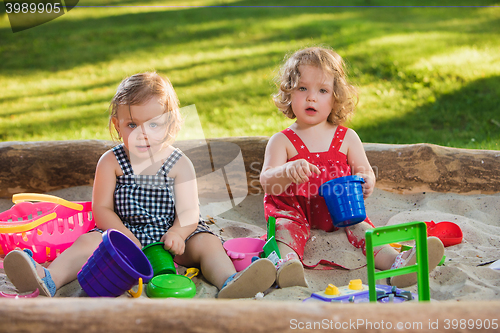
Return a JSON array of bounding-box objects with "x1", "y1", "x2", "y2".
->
[
  {"x1": 161, "y1": 154, "x2": 199, "y2": 255},
  {"x1": 344, "y1": 129, "x2": 376, "y2": 198},
  {"x1": 260, "y1": 133, "x2": 320, "y2": 195},
  {"x1": 92, "y1": 150, "x2": 142, "y2": 247}
]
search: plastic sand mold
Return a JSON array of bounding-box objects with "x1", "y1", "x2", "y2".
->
[
  {"x1": 425, "y1": 221, "x2": 463, "y2": 247},
  {"x1": 146, "y1": 268, "x2": 199, "y2": 298}
]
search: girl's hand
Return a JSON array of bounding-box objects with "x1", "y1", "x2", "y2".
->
[
  {"x1": 356, "y1": 172, "x2": 375, "y2": 198},
  {"x1": 161, "y1": 230, "x2": 186, "y2": 256},
  {"x1": 285, "y1": 159, "x2": 321, "y2": 185}
]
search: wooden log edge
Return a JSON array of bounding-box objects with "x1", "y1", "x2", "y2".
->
[
  {"x1": 0, "y1": 298, "x2": 499, "y2": 333},
  {"x1": 0, "y1": 138, "x2": 499, "y2": 199},
  {"x1": 1, "y1": 140, "x2": 499, "y2": 331}
]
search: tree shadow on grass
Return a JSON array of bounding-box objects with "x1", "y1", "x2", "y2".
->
[
  {"x1": 355, "y1": 75, "x2": 500, "y2": 148},
  {"x1": 1, "y1": 0, "x2": 497, "y2": 73},
  {"x1": 0, "y1": 79, "x2": 117, "y2": 105},
  {"x1": 1, "y1": 0, "x2": 498, "y2": 143},
  {"x1": 1, "y1": 1, "x2": 496, "y2": 99},
  {"x1": 0, "y1": 106, "x2": 107, "y2": 141}
]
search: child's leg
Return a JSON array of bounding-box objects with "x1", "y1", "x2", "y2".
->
[
  {"x1": 175, "y1": 232, "x2": 235, "y2": 289},
  {"x1": 47, "y1": 231, "x2": 102, "y2": 288},
  {"x1": 277, "y1": 241, "x2": 297, "y2": 259},
  {"x1": 276, "y1": 241, "x2": 308, "y2": 288},
  {"x1": 176, "y1": 232, "x2": 276, "y2": 299},
  {"x1": 4, "y1": 231, "x2": 102, "y2": 296},
  {"x1": 345, "y1": 221, "x2": 399, "y2": 269},
  {"x1": 265, "y1": 195, "x2": 310, "y2": 288},
  {"x1": 217, "y1": 258, "x2": 276, "y2": 299},
  {"x1": 272, "y1": 216, "x2": 310, "y2": 289},
  {"x1": 345, "y1": 223, "x2": 445, "y2": 287},
  {"x1": 389, "y1": 236, "x2": 444, "y2": 287}
]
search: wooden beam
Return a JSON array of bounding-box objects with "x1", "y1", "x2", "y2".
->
[
  {"x1": 365, "y1": 143, "x2": 500, "y2": 194},
  {"x1": 0, "y1": 298, "x2": 498, "y2": 333},
  {"x1": 0, "y1": 138, "x2": 499, "y2": 198},
  {"x1": 1, "y1": 139, "x2": 499, "y2": 331}
]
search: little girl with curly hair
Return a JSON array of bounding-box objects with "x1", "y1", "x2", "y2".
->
[{"x1": 260, "y1": 46, "x2": 444, "y2": 288}]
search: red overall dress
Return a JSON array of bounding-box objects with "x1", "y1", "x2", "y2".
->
[{"x1": 264, "y1": 126, "x2": 374, "y2": 267}]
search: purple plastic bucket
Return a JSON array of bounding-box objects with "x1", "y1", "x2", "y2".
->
[
  {"x1": 77, "y1": 229, "x2": 153, "y2": 297},
  {"x1": 319, "y1": 175, "x2": 366, "y2": 228}
]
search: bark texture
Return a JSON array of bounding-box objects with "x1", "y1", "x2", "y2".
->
[
  {"x1": 1, "y1": 138, "x2": 499, "y2": 198},
  {"x1": 0, "y1": 298, "x2": 498, "y2": 333}
]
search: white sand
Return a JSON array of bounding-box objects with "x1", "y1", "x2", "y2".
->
[{"x1": 1, "y1": 186, "x2": 499, "y2": 301}]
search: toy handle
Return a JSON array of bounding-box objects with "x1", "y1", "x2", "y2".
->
[
  {"x1": 13, "y1": 193, "x2": 83, "y2": 211},
  {"x1": 128, "y1": 278, "x2": 143, "y2": 298},
  {"x1": 0, "y1": 212, "x2": 57, "y2": 233},
  {"x1": 226, "y1": 251, "x2": 245, "y2": 260},
  {"x1": 267, "y1": 216, "x2": 276, "y2": 240},
  {"x1": 184, "y1": 268, "x2": 199, "y2": 279}
]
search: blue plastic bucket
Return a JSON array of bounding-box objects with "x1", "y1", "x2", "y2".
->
[
  {"x1": 319, "y1": 175, "x2": 366, "y2": 228},
  {"x1": 77, "y1": 229, "x2": 153, "y2": 297}
]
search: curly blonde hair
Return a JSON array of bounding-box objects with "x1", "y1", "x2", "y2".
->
[
  {"x1": 273, "y1": 46, "x2": 358, "y2": 125},
  {"x1": 108, "y1": 72, "x2": 183, "y2": 143}
]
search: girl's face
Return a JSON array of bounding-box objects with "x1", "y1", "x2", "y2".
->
[
  {"x1": 112, "y1": 97, "x2": 170, "y2": 159},
  {"x1": 290, "y1": 65, "x2": 334, "y2": 126}
]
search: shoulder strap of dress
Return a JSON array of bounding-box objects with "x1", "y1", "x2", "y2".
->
[
  {"x1": 112, "y1": 144, "x2": 134, "y2": 175},
  {"x1": 159, "y1": 148, "x2": 183, "y2": 176},
  {"x1": 281, "y1": 128, "x2": 310, "y2": 153},
  {"x1": 329, "y1": 126, "x2": 348, "y2": 152}
]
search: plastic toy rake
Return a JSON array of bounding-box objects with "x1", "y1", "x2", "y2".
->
[{"x1": 0, "y1": 193, "x2": 95, "y2": 263}]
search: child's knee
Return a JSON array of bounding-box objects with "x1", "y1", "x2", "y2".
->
[
  {"x1": 277, "y1": 241, "x2": 296, "y2": 256},
  {"x1": 75, "y1": 231, "x2": 102, "y2": 248}
]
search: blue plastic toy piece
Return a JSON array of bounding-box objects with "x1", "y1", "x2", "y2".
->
[{"x1": 302, "y1": 283, "x2": 416, "y2": 304}]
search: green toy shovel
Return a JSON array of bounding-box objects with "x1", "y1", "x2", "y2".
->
[{"x1": 263, "y1": 216, "x2": 281, "y2": 265}]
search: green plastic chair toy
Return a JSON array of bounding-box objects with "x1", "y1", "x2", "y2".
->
[{"x1": 365, "y1": 221, "x2": 430, "y2": 302}]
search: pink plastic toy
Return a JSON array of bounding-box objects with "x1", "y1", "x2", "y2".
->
[
  {"x1": 0, "y1": 288, "x2": 40, "y2": 298},
  {"x1": 223, "y1": 238, "x2": 266, "y2": 272},
  {"x1": 0, "y1": 193, "x2": 95, "y2": 263}
]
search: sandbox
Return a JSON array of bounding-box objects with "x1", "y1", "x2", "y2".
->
[{"x1": 0, "y1": 138, "x2": 499, "y2": 332}]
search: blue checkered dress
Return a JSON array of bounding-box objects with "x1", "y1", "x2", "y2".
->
[{"x1": 110, "y1": 144, "x2": 215, "y2": 247}]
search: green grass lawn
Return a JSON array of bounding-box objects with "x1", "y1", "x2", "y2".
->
[{"x1": 1, "y1": 0, "x2": 499, "y2": 149}]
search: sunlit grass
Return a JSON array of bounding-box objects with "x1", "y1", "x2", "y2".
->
[{"x1": 0, "y1": 0, "x2": 499, "y2": 150}]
